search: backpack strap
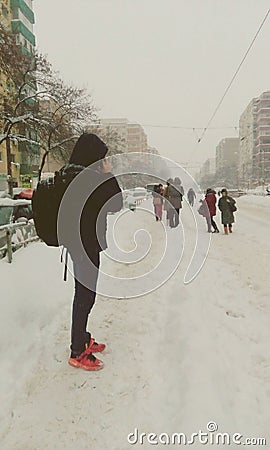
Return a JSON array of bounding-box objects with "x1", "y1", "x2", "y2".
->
[
  {"x1": 63, "y1": 249, "x2": 68, "y2": 282},
  {"x1": 60, "y1": 247, "x2": 69, "y2": 282}
]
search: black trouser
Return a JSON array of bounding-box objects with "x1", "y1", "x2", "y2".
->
[
  {"x1": 169, "y1": 208, "x2": 180, "y2": 228},
  {"x1": 206, "y1": 216, "x2": 219, "y2": 232},
  {"x1": 70, "y1": 249, "x2": 100, "y2": 357},
  {"x1": 211, "y1": 217, "x2": 219, "y2": 231}
]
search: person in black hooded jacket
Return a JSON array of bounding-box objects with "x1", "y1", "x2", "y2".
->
[{"x1": 62, "y1": 133, "x2": 123, "y2": 371}]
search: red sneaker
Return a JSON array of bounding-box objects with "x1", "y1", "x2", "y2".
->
[
  {"x1": 88, "y1": 338, "x2": 106, "y2": 353},
  {"x1": 69, "y1": 351, "x2": 104, "y2": 371}
]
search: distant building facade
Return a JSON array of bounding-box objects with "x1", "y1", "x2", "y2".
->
[
  {"x1": 198, "y1": 157, "x2": 216, "y2": 188},
  {"x1": 99, "y1": 118, "x2": 148, "y2": 154},
  {"x1": 0, "y1": 0, "x2": 37, "y2": 189},
  {"x1": 216, "y1": 137, "x2": 239, "y2": 187},
  {"x1": 0, "y1": 0, "x2": 20, "y2": 189},
  {"x1": 253, "y1": 91, "x2": 270, "y2": 183},
  {"x1": 10, "y1": 0, "x2": 35, "y2": 56},
  {"x1": 198, "y1": 90, "x2": 270, "y2": 189},
  {"x1": 239, "y1": 91, "x2": 270, "y2": 186},
  {"x1": 238, "y1": 98, "x2": 257, "y2": 186}
]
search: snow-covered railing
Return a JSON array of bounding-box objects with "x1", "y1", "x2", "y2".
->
[{"x1": 0, "y1": 221, "x2": 39, "y2": 263}]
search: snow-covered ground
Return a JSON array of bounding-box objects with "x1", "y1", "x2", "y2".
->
[
  {"x1": 0, "y1": 195, "x2": 270, "y2": 449},
  {"x1": 247, "y1": 185, "x2": 270, "y2": 196}
]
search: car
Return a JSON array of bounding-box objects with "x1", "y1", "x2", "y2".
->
[
  {"x1": 130, "y1": 188, "x2": 148, "y2": 200},
  {"x1": 131, "y1": 191, "x2": 146, "y2": 199},
  {"x1": 0, "y1": 198, "x2": 34, "y2": 257},
  {"x1": 124, "y1": 195, "x2": 137, "y2": 211},
  {"x1": 145, "y1": 183, "x2": 159, "y2": 193},
  {"x1": 3, "y1": 187, "x2": 34, "y2": 200},
  {"x1": 3, "y1": 187, "x2": 25, "y2": 198},
  {"x1": 122, "y1": 189, "x2": 133, "y2": 199}
]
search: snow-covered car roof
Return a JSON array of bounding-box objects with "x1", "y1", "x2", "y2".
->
[
  {"x1": 2, "y1": 187, "x2": 25, "y2": 197},
  {"x1": 0, "y1": 198, "x2": 31, "y2": 207}
]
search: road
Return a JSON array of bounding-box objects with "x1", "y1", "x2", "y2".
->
[{"x1": 0, "y1": 195, "x2": 269, "y2": 449}]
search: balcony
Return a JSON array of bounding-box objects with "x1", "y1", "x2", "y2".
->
[
  {"x1": 256, "y1": 135, "x2": 270, "y2": 143},
  {"x1": 256, "y1": 142, "x2": 270, "y2": 149},
  {"x1": 257, "y1": 107, "x2": 270, "y2": 114},
  {"x1": 257, "y1": 125, "x2": 270, "y2": 132},
  {"x1": 254, "y1": 151, "x2": 270, "y2": 159}
]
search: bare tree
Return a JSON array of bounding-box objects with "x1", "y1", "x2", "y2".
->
[
  {"x1": 0, "y1": 53, "x2": 96, "y2": 150},
  {"x1": 0, "y1": 22, "x2": 31, "y2": 88},
  {"x1": 87, "y1": 124, "x2": 126, "y2": 156},
  {"x1": 0, "y1": 24, "x2": 97, "y2": 190}
]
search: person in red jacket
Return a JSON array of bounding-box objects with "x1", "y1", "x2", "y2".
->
[{"x1": 205, "y1": 188, "x2": 219, "y2": 233}]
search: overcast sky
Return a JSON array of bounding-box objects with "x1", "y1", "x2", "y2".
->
[{"x1": 34, "y1": 0, "x2": 270, "y2": 170}]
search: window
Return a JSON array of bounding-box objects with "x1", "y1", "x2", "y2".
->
[
  {"x1": 12, "y1": 8, "x2": 19, "y2": 19},
  {"x1": 0, "y1": 152, "x2": 2, "y2": 161},
  {"x1": 10, "y1": 154, "x2": 15, "y2": 163}
]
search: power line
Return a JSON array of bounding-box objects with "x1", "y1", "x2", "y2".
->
[
  {"x1": 198, "y1": 7, "x2": 270, "y2": 144},
  {"x1": 91, "y1": 121, "x2": 239, "y2": 133},
  {"x1": 142, "y1": 124, "x2": 238, "y2": 130}
]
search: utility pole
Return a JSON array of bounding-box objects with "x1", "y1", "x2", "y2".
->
[{"x1": 3, "y1": 97, "x2": 13, "y2": 197}]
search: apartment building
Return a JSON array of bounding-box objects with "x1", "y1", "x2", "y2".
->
[
  {"x1": 100, "y1": 118, "x2": 128, "y2": 144},
  {"x1": 216, "y1": 137, "x2": 239, "y2": 187},
  {"x1": 0, "y1": 0, "x2": 20, "y2": 189},
  {"x1": 253, "y1": 91, "x2": 270, "y2": 183},
  {"x1": 238, "y1": 98, "x2": 258, "y2": 186},
  {"x1": 200, "y1": 157, "x2": 216, "y2": 179},
  {"x1": 127, "y1": 123, "x2": 147, "y2": 153},
  {"x1": 99, "y1": 118, "x2": 148, "y2": 153},
  {"x1": 10, "y1": 0, "x2": 35, "y2": 56},
  {"x1": 238, "y1": 91, "x2": 270, "y2": 186}
]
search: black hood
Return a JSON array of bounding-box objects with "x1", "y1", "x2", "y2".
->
[{"x1": 69, "y1": 133, "x2": 108, "y2": 167}]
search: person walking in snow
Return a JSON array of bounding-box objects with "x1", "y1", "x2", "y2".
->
[
  {"x1": 163, "y1": 178, "x2": 173, "y2": 225},
  {"x1": 205, "y1": 188, "x2": 219, "y2": 233},
  {"x1": 187, "y1": 187, "x2": 196, "y2": 206},
  {"x1": 157, "y1": 183, "x2": 164, "y2": 198},
  {"x1": 62, "y1": 134, "x2": 123, "y2": 371},
  {"x1": 152, "y1": 184, "x2": 163, "y2": 221},
  {"x1": 175, "y1": 177, "x2": 184, "y2": 197},
  {"x1": 166, "y1": 177, "x2": 183, "y2": 228},
  {"x1": 218, "y1": 188, "x2": 236, "y2": 235}
]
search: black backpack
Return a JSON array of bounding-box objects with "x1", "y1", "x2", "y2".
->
[{"x1": 32, "y1": 152, "x2": 84, "y2": 247}]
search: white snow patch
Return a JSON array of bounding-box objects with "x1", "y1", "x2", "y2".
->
[{"x1": 0, "y1": 199, "x2": 270, "y2": 449}]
